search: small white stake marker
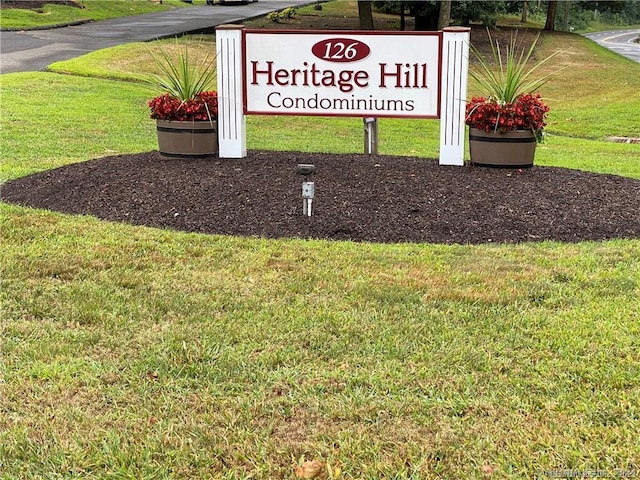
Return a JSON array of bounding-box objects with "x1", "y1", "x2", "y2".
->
[{"x1": 296, "y1": 164, "x2": 316, "y2": 217}]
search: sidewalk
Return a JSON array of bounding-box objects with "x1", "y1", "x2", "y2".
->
[{"x1": 0, "y1": 1, "x2": 311, "y2": 73}]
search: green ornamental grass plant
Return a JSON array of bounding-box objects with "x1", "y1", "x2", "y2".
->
[
  {"x1": 144, "y1": 38, "x2": 218, "y2": 122},
  {"x1": 466, "y1": 30, "x2": 562, "y2": 141},
  {"x1": 470, "y1": 30, "x2": 560, "y2": 104}
]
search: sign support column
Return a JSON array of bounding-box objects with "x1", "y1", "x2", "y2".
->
[
  {"x1": 439, "y1": 27, "x2": 470, "y2": 166},
  {"x1": 216, "y1": 24, "x2": 247, "y2": 159}
]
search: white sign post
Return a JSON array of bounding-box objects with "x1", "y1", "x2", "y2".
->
[
  {"x1": 216, "y1": 26, "x2": 469, "y2": 165},
  {"x1": 216, "y1": 25, "x2": 246, "y2": 159},
  {"x1": 439, "y1": 27, "x2": 471, "y2": 166}
]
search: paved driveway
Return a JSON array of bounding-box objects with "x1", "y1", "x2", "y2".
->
[
  {"x1": 0, "y1": 1, "x2": 311, "y2": 73},
  {"x1": 583, "y1": 29, "x2": 640, "y2": 63}
]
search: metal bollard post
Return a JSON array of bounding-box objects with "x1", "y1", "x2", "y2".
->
[{"x1": 363, "y1": 117, "x2": 378, "y2": 155}]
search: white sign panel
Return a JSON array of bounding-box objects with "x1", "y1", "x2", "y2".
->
[{"x1": 243, "y1": 30, "x2": 442, "y2": 118}]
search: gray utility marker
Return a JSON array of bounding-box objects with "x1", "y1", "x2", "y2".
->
[{"x1": 296, "y1": 164, "x2": 316, "y2": 217}]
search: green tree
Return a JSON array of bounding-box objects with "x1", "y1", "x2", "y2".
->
[
  {"x1": 358, "y1": 0, "x2": 375, "y2": 29},
  {"x1": 438, "y1": 0, "x2": 452, "y2": 29},
  {"x1": 413, "y1": 0, "x2": 440, "y2": 31},
  {"x1": 521, "y1": 0, "x2": 529, "y2": 22},
  {"x1": 374, "y1": 1, "x2": 505, "y2": 30},
  {"x1": 544, "y1": 0, "x2": 558, "y2": 30},
  {"x1": 455, "y1": 0, "x2": 505, "y2": 28}
]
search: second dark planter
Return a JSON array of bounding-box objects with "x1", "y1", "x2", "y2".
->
[
  {"x1": 156, "y1": 120, "x2": 218, "y2": 158},
  {"x1": 469, "y1": 127, "x2": 537, "y2": 168}
]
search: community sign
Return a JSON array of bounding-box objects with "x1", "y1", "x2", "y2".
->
[
  {"x1": 243, "y1": 30, "x2": 442, "y2": 118},
  {"x1": 216, "y1": 26, "x2": 470, "y2": 165}
]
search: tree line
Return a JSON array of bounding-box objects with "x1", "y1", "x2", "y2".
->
[{"x1": 356, "y1": 1, "x2": 640, "y2": 31}]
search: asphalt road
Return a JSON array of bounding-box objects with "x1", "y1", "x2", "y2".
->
[
  {"x1": 583, "y1": 28, "x2": 640, "y2": 63},
  {"x1": 0, "y1": 1, "x2": 311, "y2": 73}
]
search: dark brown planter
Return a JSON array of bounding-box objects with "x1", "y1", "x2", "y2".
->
[
  {"x1": 156, "y1": 119, "x2": 218, "y2": 158},
  {"x1": 469, "y1": 127, "x2": 536, "y2": 168}
]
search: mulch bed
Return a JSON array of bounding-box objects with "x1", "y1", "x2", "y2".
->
[{"x1": 2, "y1": 150, "x2": 640, "y2": 245}]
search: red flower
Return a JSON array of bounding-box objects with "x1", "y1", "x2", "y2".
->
[
  {"x1": 148, "y1": 91, "x2": 218, "y2": 121},
  {"x1": 465, "y1": 94, "x2": 549, "y2": 136}
]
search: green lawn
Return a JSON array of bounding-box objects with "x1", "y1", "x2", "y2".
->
[
  {"x1": 0, "y1": 0, "x2": 188, "y2": 29},
  {"x1": 1, "y1": 4, "x2": 640, "y2": 479}
]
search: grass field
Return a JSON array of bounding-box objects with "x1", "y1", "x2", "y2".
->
[
  {"x1": 1, "y1": 2, "x2": 640, "y2": 479},
  {"x1": 0, "y1": 0, "x2": 188, "y2": 29}
]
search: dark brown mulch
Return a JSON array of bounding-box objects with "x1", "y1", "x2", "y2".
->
[{"x1": 2, "y1": 151, "x2": 640, "y2": 245}]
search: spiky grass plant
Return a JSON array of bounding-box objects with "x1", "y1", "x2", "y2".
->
[
  {"x1": 144, "y1": 37, "x2": 218, "y2": 122},
  {"x1": 469, "y1": 29, "x2": 561, "y2": 104},
  {"x1": 145, "y1": 37, "x2": 217, "y2": 102},
  {"x1": 466, "y1": 30, "x2": 562, "y2": 141}
]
